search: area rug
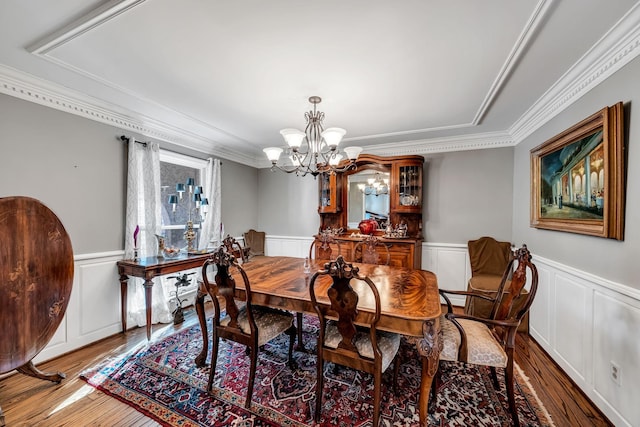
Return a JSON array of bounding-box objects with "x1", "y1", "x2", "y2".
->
[{"x1": 81, "y1": 315, "x2": 554, "y2": 426}]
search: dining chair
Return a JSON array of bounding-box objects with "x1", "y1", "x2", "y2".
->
[
  {"x1": 201, "y1": 242, "x2": 296, "y2": 408},
  {"x1": 436, "y1": 244, "x2": 538, "y2": 427},
  {"x1": 353, "y1": 235, "x2": 390, "y2": 265},
  {"x1": 308, "y1": 230, "x2": 343, "y2": 261},
  {"x1": 466, "y1": 236, "x2": 529, "y2": 332},
  {"x1": 222, "y1": 234, "x2": 248, "y2": 263},
  {"x1": 309, "y1": 255, "x2": 400, "y2": 426},
  {"x1": 243, "y1": 229, "x2": 266, "y2": 257}
]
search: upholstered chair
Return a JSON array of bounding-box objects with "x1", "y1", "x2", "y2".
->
[
  {"x1": 243, "y1": 229, "x2": 266, "y2": 257},
  {"x1": 436, "y1": 244, "x2": 538, "y2": 427}
]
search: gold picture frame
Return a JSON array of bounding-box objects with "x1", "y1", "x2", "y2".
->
[{"x1": 530, "y1": 102, "x2": 625, "y2": 240}]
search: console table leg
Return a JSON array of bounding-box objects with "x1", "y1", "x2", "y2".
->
[
  {"x1": 194, "y1": 282, "x2": 209, "y2": 367},
  {"x1": 119, "y1": 274, "x2": 128, "y2": 333},
  {"x1": 143, "y1": 278, "x2": 154, "y2": 340}
]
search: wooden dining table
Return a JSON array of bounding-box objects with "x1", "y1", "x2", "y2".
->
[{"x1": 193, "y1": 255, "x2": 442, "y2": 426}]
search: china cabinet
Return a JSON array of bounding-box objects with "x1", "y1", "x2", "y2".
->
[{"x1": 315, "y1": 154, "x2": 424, "y2": 268}]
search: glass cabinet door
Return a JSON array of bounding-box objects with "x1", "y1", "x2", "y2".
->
[
  {"x1": 319, "y1": 173, "x2": 339, "y2": 213},
  {"x1": 393, "y1": 162, "x2": 422, "y2": 212}
]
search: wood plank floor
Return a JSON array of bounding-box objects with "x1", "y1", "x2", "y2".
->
[{"x1": 0, "y1": 304, "x2": 613, "y2": 426}]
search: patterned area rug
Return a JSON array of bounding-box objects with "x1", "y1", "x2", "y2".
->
[{"x1": 81, "y1": 315, "x2": 554, "y2": 426}]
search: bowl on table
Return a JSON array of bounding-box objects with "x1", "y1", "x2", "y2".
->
[{"x1": 163, "y1": 247, "x2": 181, "y2": 258}]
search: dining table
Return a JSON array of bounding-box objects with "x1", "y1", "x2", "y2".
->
[{"x1": 193, "y1": 255, "x2": 442, "y2": 426}]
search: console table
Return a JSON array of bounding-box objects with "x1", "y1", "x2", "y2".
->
[{"x1": 117, "y1": 253, "x2": 212, "y2": 340}]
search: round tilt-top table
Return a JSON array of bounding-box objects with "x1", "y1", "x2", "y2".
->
[{"x1": 0, "y1": 196, "x2": 74, "y2": 426}]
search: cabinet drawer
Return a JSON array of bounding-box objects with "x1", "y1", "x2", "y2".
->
[{"x1": 386, "y1": 243, "x2": 414, "y2": 268}]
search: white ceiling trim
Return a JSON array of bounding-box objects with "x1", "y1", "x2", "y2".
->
[
  {"x1": 362, "y1": 131, "x2": 515, "y2": 157},
  {"x1": 0, "y1": 64, "x2": 259, "y2": 167},
  {"x1": 471, "y1": 0, "x2": 553, "y2": 125},
  {"x1": 510, "y1": 1, "x2": 640, "y2": 143},
  {"x1": 28, "y1": 0, "x2": 147, "y2": 54}
]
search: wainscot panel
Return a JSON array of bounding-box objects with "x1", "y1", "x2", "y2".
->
[{"x1": 531, "y1": 255, "x2": 640, "y2": 427}]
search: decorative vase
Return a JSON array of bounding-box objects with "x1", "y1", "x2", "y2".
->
[{"x1": 358, "y1": 219, "x2": 378, "y2": 235}]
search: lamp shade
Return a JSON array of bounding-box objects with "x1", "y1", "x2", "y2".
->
[
  {"x1": 321, "y1": 127, "x2": 346, "y2": 148},
  {"x1": 186, "y1": 178, "x2": 195, "y2": 186},
  {"x1": 343, "y1": 146, "x2": 363, "y2": 160},
  {"x1": 194, "y1": 186, "x2": 203, "y2": 194},
  {"x1": 168, "y1": 194, "x2": 178, "y2": 204},
  {"x1": 279, "y1": 129, "x2": 306, "y2": 148},
  {"x1": 263, "y1": 147, "x2": 283, "y2": 162},
  {"x1": 329, "y1": 153, "x2": 343, "y2": 166},
  {"x1": 176, "y1": 183, "x2": 185, "y2": 193}
]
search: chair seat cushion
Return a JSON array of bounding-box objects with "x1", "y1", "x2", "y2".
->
[
  {"x1": 221, "y1": 304, "x2": 293, "y2": 347},
  {"x1": 324, "y1": 321, "x2": 400, "y2": 372},
  {"x1": 439, "y1": 315, "x2": 507, "y2": 368}
]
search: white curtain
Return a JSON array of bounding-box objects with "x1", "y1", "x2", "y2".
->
[
  {"x1": 198, "y1": 158, "x2": 223, "y2": 250},
  {"x1": 124, "y1": 138, "x2": 172, "y2": 327}
]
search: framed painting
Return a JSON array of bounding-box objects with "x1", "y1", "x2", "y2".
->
[{"x1": 530, "y1": 102, "x2": 625, "y2": 240}]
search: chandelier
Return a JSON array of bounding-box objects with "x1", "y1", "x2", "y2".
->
[
  {"x1": 263, "y1": 96, "x2": 363, "y2": 177},
  {"x1": 358, "y1": 173, "x2": 389, "y2": 196}
]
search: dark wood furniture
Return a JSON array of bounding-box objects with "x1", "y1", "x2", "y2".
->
[
  {"x1": 194, "y1": 255, "x2": 442, "y2": 426},
  {"x1": 117, "y1": 252, "x2": 213, "y2": 340},
  {"x1": 309, "y1": 256, "x2": 401, "y2": 426},
  {"x1": 438, "y1": 245, "x2": 538, "y2": 427},
  {"x1": 0, "y1": 197, "x2": 75, "y2": 427},
  {"x1": 308, "y1": 230, "x2": 343, "y2": 260},
  {"x1": 314, "y1": 234, "x2": 422, "y2": 268},
  {"x1": 353, "y1": 235, "x2": 391, "y2": 265},
  {"x1": 315, "y1": 154, "x2": 424, "y2": 269},
  {"x1": 201, "y1": 245, "x2": 296, "y2": 408}
]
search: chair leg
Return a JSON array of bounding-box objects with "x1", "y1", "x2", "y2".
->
[
  {"x1": 505, "y1": 359, "x2": 519, "y2": 427},
  {"x1": 286, "y1": 324, "x2": 296, "y2": 367},
  {"x1": 392, "y1": 355, "x2": 400, "y2": 392},
  {"x1": 373, "y1": 369, "x2": 382, "y2": 427},
  {"x1": 295, "y1": 312, "x2": 305, "y2": 351},
  {"x1": 314, "y1": 354, "x2": 324, "y2": 422},
  {"x1": 490, "y1": 366, "x2": 500, "y2": 390},
  {"x1": 245, "y1": 346, "x2": 257, "y2": 409},
  {"x1": 207, "y1": 335, "x2": 220, "y2": 392}
]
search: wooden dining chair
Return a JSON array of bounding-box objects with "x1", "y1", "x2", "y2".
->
[
  {"x1": 353, "y1": 235, "x2": 390, "y2": 265},
  {"x1": 308, "y1": 230, "x2": 342, "y2": 261},
  {"x1": 436, "y1": 244, "x2": 538, "y2": 427},
  {"x1": 222, "y1": 234, "x2": 248, "y2": 263},
  {"x1": 309, "y1": 256, "x2": 400, "y2": 426},
  {"x1": 201, "y1": 242, "x2": 296, "y2": 408}
]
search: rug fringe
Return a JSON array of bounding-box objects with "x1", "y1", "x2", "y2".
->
[{"x1": 515, "y1": 362, "x2": 556, "y2": 426}]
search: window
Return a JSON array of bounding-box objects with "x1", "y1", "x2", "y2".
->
[{"x1": 159, "y1": 150, "x2": 208, "y2": 250}]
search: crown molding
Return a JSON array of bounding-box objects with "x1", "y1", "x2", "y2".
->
[
  {"x1": 0, "y1": 64, "x2": 261, "y2": 168},
  {"x1": 509, "y1": 1, "x2": 640, "y2": 143},
  {"x1": 361, "y1": 131, "x2": 515, "y2": 157}
]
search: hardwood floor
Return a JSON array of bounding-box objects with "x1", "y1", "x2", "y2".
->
[{"x1": 0, "y1": 304, "x2": 613, "y2": 426}]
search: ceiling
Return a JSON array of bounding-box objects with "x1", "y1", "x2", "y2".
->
[{"x1": 1, "y1": 0, "x2": 639, "y2": 167}]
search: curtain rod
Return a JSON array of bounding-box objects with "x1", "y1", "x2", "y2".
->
[
  {"x1": 119, "y1": 135, "x2": 148, "y2": 147},
  {"x1": 119, "y1": 135, "x2": 222, "y2": 165}
]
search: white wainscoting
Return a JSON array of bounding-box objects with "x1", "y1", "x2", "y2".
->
[
  {"x1": 33, "y1": 251, "x2": 124, "y2": 364},
  {"x1": 530, "y1": 255, "x2": 640, "y2": 427}
]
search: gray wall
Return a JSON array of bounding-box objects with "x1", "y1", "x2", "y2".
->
[
  {"x1": 0, "y1": 94, "x2": 259, "y2": 254},
  {"x1": 423, "y1": 147, "x2": 514, "y2": 243},
  {"x1": 513, "y1": 56, "x2": 639, "y2": 288},
  {"x1": 257, "y1": 168, "x2": 319, "y2": 236}
]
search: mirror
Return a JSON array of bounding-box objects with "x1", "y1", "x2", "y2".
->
[{"x1": 347, "y1": 169, "x2": 390, "y2": 229}]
